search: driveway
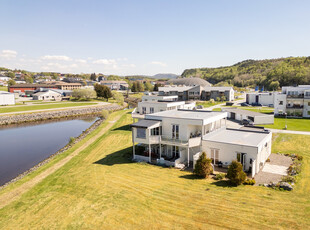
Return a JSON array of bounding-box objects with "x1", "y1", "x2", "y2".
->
[{"x1": 254, "y1": 153, "x2": 292, "y2": 185}]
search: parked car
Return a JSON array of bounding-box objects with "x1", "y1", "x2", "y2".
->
[
  {"x1": 240, "y1": 102, "x2": 250, "y2": 107},
  {"x1": 241, "y1": 119, "x2": 254, "y2": 126},
  {"x1": 251, "y1": 102, "x2": 262, "y2": 107},
  {"x1": 226, "y1": 102, "x2": 234, "y2": 106}
]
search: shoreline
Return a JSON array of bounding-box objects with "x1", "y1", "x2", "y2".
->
[{"x1": 0, "y1": 104, "x2": 126, "y2": 190}]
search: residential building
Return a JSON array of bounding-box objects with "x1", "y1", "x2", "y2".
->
[
  {"x1": 0, "y1": 91, "x2": 15, "y2": 105},
  {"x1": 246, "y1": 92, "x2": 276, "y2": 106},
  {"x1": 158, "y1": 85, "x2": 234, "y2": 101},
  {"x1": 100, "y1": 80, "x2": 129, "y2": 90},
  {"x1": 32, "y1": 90, "x2": 62, "y2": 101},
  {"x1": 274, "y1": 85, "x2": 310, "y2": 117},
  {"x1": 131, "y1": 94, "x2": 195, "y2": 120},
  {"x1": 222, "y1": 107, "x2": 274, "y2": 125},
  {"x1": 54, "y1": 82, "x2": 82, "y2": 90},
  {"x1": 8, "y1": 84, "x2": 58, "y2": 93},
  {"x1": 131, "y1": 110, "x2": 272, "y2": 177}
]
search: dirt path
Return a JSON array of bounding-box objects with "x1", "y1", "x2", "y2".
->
[{"x1": 0, "y1": 113, "x2": 123, "y2": 209}]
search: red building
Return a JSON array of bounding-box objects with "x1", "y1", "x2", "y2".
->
[{"x1": 8, "y1": 84, "x2": 58, "y2": 93}]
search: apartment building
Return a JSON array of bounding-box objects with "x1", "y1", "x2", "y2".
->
[
  {"x1": 131, "y1": 110, "x2": 272, "y2": 177},
  {"x1": 274, "y1": 85, "x2": 310, "y2": 117},
  {"x1": 246, "y1": 92, "x2": 276, "y2": 106}
]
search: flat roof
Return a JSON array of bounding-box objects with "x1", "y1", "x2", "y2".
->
[
  {"x1": 203, "y1": 128, "x2": 270, "y2": 147},
  {"x1": 203, "y1": 86, "x2": 232, "y2": 91},
  {"x1": 222, "y1": 107, "x2": 271, "y2": 117},
  {"x1": 158, "y1": 86, "x2": 193, "y2": 92},
  {"x1": 130, "y1": 119, "x2": 161, "y2": 129},
  {"x1": 145, "y1": 109, "x2": 227, "y2": 122}
]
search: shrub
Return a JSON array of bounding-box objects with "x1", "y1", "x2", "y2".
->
[
  {"x1": 296, "y1": 154, "x2": 303, "y2": 161},
  {"x1": 112, "y1": 91, "x2": 124, "y2": 105},
  {"x1": 266, "y1": 158, "x2": 270, "y2": 162},
  {"x1": 193, "y1": 152, "x2": 213, "y2": 178},
  {"x1": 281, "y1": 175, "x2": 296, "y2": 183},
  {"x1": 226, "y1": 160, "x2": 247, "y2": 185},
  {"x1": 69, "y1": 137, "x2": 75, "y2": 145},
  {"x1": 214, "y1": 173, "x2": 226, "y2": 180},
  {"x1": 243, "y1": 178, "x2": 255, "y2": 185},
  {"x1": 101, "y1": 109, "x2": 109, "y2": 119},
  {"x1": 72, "y1": 88, "x2": 96, "y2": 100},
  {"x1": 209, "y1": 99, "x2": 215, "y2": 104}
]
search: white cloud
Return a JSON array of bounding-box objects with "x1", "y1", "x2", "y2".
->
[
  {"x1": 123, "y1": 64, "x2": 136, "y2": 68},
  {"x1": 93, "y1": 59, "x2": 117, "y2": 65},
  {"x1": 0, "y1": 50, "x2": 18, "y2": 59},
  {"x1": 150, "y1": 61, "x2": 167, "y2": 67},
  {"x1": 41, "y1": 55, "x2": 72, "y2": 61},
  {"x1": 117, "y1": 57, "x2": 128, "y2": 61},
  {"x1": 75, "y1": 59, "x2": 87, "y2": 64}
]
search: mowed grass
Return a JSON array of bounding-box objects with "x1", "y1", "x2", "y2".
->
[
  {"x1": 260, "y1": 117, "x2": 310, "y2": 131},
  {"x1": 196, "y1": 101, "x2": 223, "y2": 108},
  {"x1": 0, "y1": 86, "x2": 8, "y2": 91},
  {"x1": 0, "y1": 111, "x2": 309, "y2": 229},
  {"x1": 0, "y1": 102, "x2": 97, "y2": 113}
]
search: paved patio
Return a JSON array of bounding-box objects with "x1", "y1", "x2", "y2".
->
[{"x1": 254, "y1": 153, "x2": 292, "y2": 185}]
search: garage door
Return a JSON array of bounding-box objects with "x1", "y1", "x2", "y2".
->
[{"x1": 231, "y1": 112, "x2": 236, "y2": 119}]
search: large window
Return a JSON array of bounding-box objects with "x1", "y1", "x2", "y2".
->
[
  {"x1": 142, "y1": 107, "x2": 146, "y2": 114},
  {"x1": 151, "y1": 127, "x2": 161, "y2": 136},
  {"x1": 136, "y1": 128, "x2": 146, "y2": 139},
  {"x1": 172, "y1": 146, "x2": 180, "y2": 158},
  {"x1": 150, "y1": 107, "x2": 154, "y2": 113},
  {"x1": 211, "y1": 149, "x2": 219, "y2": 165},
  {"x1": 172, "y1": 124, "x2": 179, "y2": 139}
]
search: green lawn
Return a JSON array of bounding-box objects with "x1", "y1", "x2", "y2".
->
[
  {"x1": 260, "y1": 117, "x2": 310, "y2": 131},
  {"x1": 0, "y1": 110, "x2": 309, "y2": 229},
  {"x1": 196, "y1": 101, "x2": 223, "y2": 108},
  {"x1": 0, "y1": 86, "x2": 8, "y2": 91},
  {"x1": 0, "y1": 102, "x2": 97, "y2": 114}
]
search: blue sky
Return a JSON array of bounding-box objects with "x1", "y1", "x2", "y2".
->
[{"x1": 0, "y1": 0, "x2": 309, "y2": 75}]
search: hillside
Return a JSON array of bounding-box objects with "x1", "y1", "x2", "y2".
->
[{"x1": 181, "y1": 57, "x2": 310, "y2": 89}]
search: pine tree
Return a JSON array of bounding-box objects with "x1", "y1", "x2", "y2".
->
[
  {"x1": 193, "y1": 152, "x2": 213, "y2": 178},
  {"x1": 226, "y1": 160, "x2": 246, "y2": 185}
]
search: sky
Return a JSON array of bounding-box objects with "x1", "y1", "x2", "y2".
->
[{"x1": 0, "y1": 0, "x2": 309, "y2": 75}]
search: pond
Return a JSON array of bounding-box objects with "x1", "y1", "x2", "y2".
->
[{"x1": 0, "y1": 116, "x2": 98, "y2": 186}]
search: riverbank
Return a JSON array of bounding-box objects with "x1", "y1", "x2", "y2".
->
[{"x1": 0, "y1": 103, "x2": 122, "y2": 125}]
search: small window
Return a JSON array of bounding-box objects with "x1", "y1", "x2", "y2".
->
[
  {"x1": 136, "y1": 128, "x2": 146, "y2": 139},
  {"x1": 142, "y1": 107, "x2": 146, "y2": 114},
  {"x1": 279, "y1": 101, "x2": 283, "y2": 105},
  {"x1": 150, "y1": 107, "x2": 154, "y2": 113}
]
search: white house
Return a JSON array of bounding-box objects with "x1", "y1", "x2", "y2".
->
[
  {"x1": 274, "y1": 85, "x2": 310, "y2": 117},
  {"x1": 131, "y1": 109, "x2": 272, "y2": 177},
  {"x1": 246, "y1": 92, "x2": 276, "y2": 106},
  {"x1": 132, "y1": 94, "x2": 195, "y2": 120},
  {"x1": 0, "y1": 91, "x2": 15, "y2": 105},
  {"x1": 32, "y1": 90, "x2": 62, "y2": 101}
]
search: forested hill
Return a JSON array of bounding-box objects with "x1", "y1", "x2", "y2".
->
[{"x1": 181, "y1": 57, "x2": 310, "y2": 89}]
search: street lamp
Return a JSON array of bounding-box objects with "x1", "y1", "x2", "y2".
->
[{"x1": 284, "y1": 112, "x2": 287, "y2": 130}]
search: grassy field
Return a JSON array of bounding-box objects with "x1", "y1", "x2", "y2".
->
[
  {"x1": 0, "y1": 102, "x2": 97, "y2": 114},
  {"x1": 260, "y1": 117, "x2": 310, "y2": 131},
  {"x1": 196, "y1": 101, "x2": 223, "y2": 108},
  {"x1": 0, "y1": 86, "x2": 8, "y2": 91},
  {"x1": 0, "y1": 110, "x2": 309, "y2": 229}
]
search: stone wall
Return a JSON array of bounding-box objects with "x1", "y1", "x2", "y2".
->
[{"x1": 0, "y1": 104, "x2": 123, "y2": 125}]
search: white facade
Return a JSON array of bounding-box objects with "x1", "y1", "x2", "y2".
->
[
  {"x1": 0, "y1": 92, "x2": 15, "y2": 105},
  {"x1": 222, "y1": 108, "x2": 274, "y2": 125},
  {"x1": 32, "y1": 90, "x2": 62, "y2": 101},
  {"x1": 274, "y1": 85, "x2": 310, "y2": 117},
  {"x1": 131, "y1": 110, "x2": 272, "y2": 177},
  {"x1": 246, "y1": 92, "x2": 276, "y2": 106}
]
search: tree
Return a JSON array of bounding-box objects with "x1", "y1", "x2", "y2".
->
[
  {"x1": 269, "y1": 81, "x2": 280, "y2": 91},
  {"x1": 101, "y1": 109, "x2": 109, "y2": 119},
  {"x1": 137, "y1": 81, "x2": 144, "y2": 92},
  {"x1": 103, "y1": 85, "x2": 113, "y2": 101},
  {"x1": 220, "y1": 96, "x2": 226, "y2": 102},
  {"x1": 6, "y1": 72, "x2": 15, "y2": 79},
  {"x1": 24, "y1": 75, "x2": 33, "y2": 84},
  {"x1": 216, "y1": 97, "x2": 220, "y2": 102},
  {"x1": 72, "y1": 88, "x2": 96, "y2": 100},
  {"x1": 131, "y1": 82, "x2": 138, "y2": 92},
  {"x1": 144, "y1": 81, "x2": 153, "y2": 92},
  {"x1": 153, "y1": 83, "x2": 163, "y2": 91},
  {"x1": 193, "y1": 152, "x2": 213, "y2": 178},
  {"x1": 8, "y1": 79, "x2": 16, "y2": 86},
  {"x1": 94, "y1": 84, "x2": 105, "y2": 98},
  {"x1": 226, "y1": 160, "x2": 247, "y2": 185},
  {"x1": 90, "y1": 73, "x2": 97, "y2": 81},
  {"x1": 112, "y1": 91, "x2": 124, "y2": 105}
]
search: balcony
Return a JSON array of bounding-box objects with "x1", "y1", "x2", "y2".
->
[
  {"x1": 286, "y1": 105, "x2": 303, "y2": 109},
  {"x1": 287, "y1": 94, "x2": 304, "y2": 98},
  {"x1": 160, "y1": 135, "x2": 201, "y2": 147}
]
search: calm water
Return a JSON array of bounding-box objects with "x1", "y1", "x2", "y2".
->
[{"x1": 0, "y1": 116, "x2": 98, "y2": 186}]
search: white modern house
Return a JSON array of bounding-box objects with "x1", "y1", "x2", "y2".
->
[
  {"x1": 246, "y1": 92, "x2": 277, "y2": 106},
  {"x1": 132, "y1": 94, "x2": 196, "y2": 120},
  {"x1": 131, "y1": 109, "x2": 272, "y2": 177},
  {"x1": 0, "y1": 91, "x2": 15, "y2": 105},
  {"x1": 274, "y1": 85, "x2": 310, "y2": 117}
]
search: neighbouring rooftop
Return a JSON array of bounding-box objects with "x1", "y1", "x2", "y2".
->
[
  {"x1": 203, "y1": 128, "x2": 270, "y2": 147},
  {"x1": 222, "y1": 107, "x2": 272, "y2": 117}
]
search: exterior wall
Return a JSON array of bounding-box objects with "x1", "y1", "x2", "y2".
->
[
  {"x1": 142, "y1": 95, "x2": 178, "y2": 102},
  {"x1": 253, "y1": 115, "x2": 274, "y2": 125},
  {"x1": 274, "y1": 94, "x2": 287, "y2": 115},
  {"x1": 33, "y1": 91, "x2": 62, "y2": 101},
  {"x1": 303, "y1": 99, "x2": 310, "y2": 118},
  {"x1": 246, "y1": 92, "x2": 275, "y2": 106},
  {"x1": 0, "y1": 93, "x2": 15, "y2": 105},
  {"x1": 202, "y1": 132, "x2": 272, "y2": 176},
  {"x1": 201, "y1": 88, "x2": 234, "y2": 101}
]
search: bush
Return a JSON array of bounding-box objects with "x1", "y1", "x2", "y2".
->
[
  {"x1": 72, "y1": 88, "x2": 96, "y2": 100},
  {"x1": 226, "y1": 160, "x2": 247, "y2": 185},
  {"x1": 266, "y1": 158, "x2": 270, "y2": 162},
  {"x1": 214, "y1": 173, "x2": 226, "y2": 180},
  {"x1": 69, "y1": 137, "x2": 75, "y2": 145},
  {"x1": 193, "y1": 152, "x2": 213, "y2": 178},
  {"x1": 209, "y1": 99, "x2": 215, "y2": 104},
  {"x1": 243, "y1": 178, "x2": 255, "y2": 185},
  {"x1": 101, "y1": 109, "x2": 109, "y2": 119},
  {"x1": 112, "y1": 91, "x2": 124, "y2": 105},
  {"x1": 281, "y1": 176, "x2": 296, "y2": 183},
  {"x1": 296, "y1": 154, "x2": 303, "y2": 161}
]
